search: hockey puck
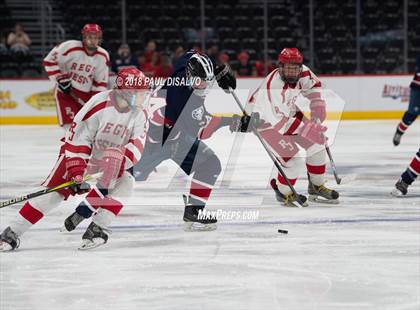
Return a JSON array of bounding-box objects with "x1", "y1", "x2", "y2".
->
[{"x1": 277, "y1": 229, "x2": 288, "y2": 234}]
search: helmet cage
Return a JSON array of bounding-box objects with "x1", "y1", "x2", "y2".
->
[{"x1": 279, "y1": 63, "x2": 303, "y2": 84}]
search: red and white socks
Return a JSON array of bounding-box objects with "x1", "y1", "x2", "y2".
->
[
  {"x1": 10, "y1": 191, "x2": 63, "y2": 236},
  {"x1": 188, "y1": 178, "x2": 213, "y2": 206}
]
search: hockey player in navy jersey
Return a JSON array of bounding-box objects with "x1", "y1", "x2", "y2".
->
[
  {"x1": 131, "y1": 50, "x2": 252, "y2": 230},
  {"x1": 391, "y1": 148, "x2": 420, "y2": 196},
  {"x1": 393, "y1": 56, "x2": 420, "y2": 145}
]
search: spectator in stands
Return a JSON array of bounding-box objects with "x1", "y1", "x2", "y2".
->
[
  {"x1": 172, "y1": 45, "x2": 184, "y2": 65},
  {"x1": 7, "y1": 23, "x2": 31, "y2": 56},
  {"x1": 111, "y1": 43, "x2": 137, "y2": 73},
  {"x1": 137, "y1": 53, "x2": 144, "y2": 68},
  {"x1": 154, "y1": 53, "x2": 173, "y2": 79},
  {"x1": 184, "y1": 28, "x2": 199, "y2": 42},
  {"x1": 234, "y1": 51, "x2": 255, "y2": 77},
  {"x1": 207, "y1": 42, "x2": 219, "y2": 65},
  {"x1": 0, "y1": 31, "x2": 8, "y2": 58},
  {"x1": 137, "y1": 52, "x2": 154, "y2": 77},
  {"x1": 255, "y1": 56, "x2": 275, "y2": 76},
  {"x1": 144, "y1": 40, "x2": 157, "y2": 63},
  {"x1": 146, "y1": 51, "x2": 161, "y2": 77},
  {"x1": 218, "y1": 52, "x2": 229, "y2": 66},
  {"x1": 190, "y1": 43, "x2": 202, "y2": 53}
]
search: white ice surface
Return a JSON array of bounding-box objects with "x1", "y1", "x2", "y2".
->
[{"x1": 0, "y1": 121, "x2": 419, "y2": 310}]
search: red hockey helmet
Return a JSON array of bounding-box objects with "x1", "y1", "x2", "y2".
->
[
  {"x1": 278, "y1": 48, "x2": 303, "y2": 64},
  {"x1": 81, "y1": 24, "x2": 103, "y2": 37},
  {"x1": 81, "y1": 24, "x2": 102, "y2": 53},
  {"x1": 115, "y1": 67, "x2": 149, "y2": 90},
  {"x1": 278, "y1": 48, "x2": 303, "y2": 84},
  {"x1": 115, "y1": 67, "x2": 150, "y2": 109}
]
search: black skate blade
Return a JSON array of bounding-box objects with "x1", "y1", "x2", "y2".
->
[
  {"x1": 390, "y1": 190, "x2": 420, "y2": 198},
  {"x1": 308, "y1": 195, "x2": 340, "y2": 205},
  {"x1": 390, "y1": 188, "x2": 406, "y2": 197},
  {"x1": 78, "y1": 238, "x2": 107, "y2": 250},
  {"x1": 183, "y1": 222, "x2": 217, "y2": 232}
]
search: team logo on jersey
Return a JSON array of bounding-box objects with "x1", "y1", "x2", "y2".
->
[{"x1": 192, "y1": 106, "x2": 204, "y2": 121}]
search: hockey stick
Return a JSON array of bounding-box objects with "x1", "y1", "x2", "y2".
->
[
  {"x1": 0, "y1": 173, "x2": 101, "y2": 209},
  {"x1": 313, "y1": 117, "x2": 355, "y2": 185},
  {"x1": 313, "y1": 118, "x2": 342, "y2": 185},
  {"x1": 325, "y1": 145, "x2": 342, "y2": 184},
  {"x1": 324, "y1": 145, "x2": 357, "y2": 185},
  {"x1": 69, "y1": 90, "x2": 85, "y2": 106},
  {"x1": 314, "y1": 117, "x2": 344, "y2": 185},
  {"x1": 228, "y1": 89, "x2": 305, "y2": 207}
]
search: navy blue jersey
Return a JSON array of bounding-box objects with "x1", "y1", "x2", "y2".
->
[
  {"x1": 410, "y1": 56, "x2": 420, "y2": 90},
  {"x1": 148, "y1": 51, "x2": 215, "y2": 143}
]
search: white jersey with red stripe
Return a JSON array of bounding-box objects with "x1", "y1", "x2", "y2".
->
[
  {"x1": 43, "y1": 40, "x2": 110, "y2": 101},
  {"x1": 64, "y1": 90, "x2": 148, "y2": 170},
  {"x1": 247, "y1": 65, "x2": 323, "y2": 135}
]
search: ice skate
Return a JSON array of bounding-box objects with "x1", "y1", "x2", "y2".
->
[
  {"x1": 276, "y1": 191, "x2": 308, "y2": 208},
  {"x1": 78, "y1": 222, "x2": 109, "y2": 250},
  {"x1": 61, "y1": 211, "x2": 85, "y2": 232},
  {"x1": 270, "y1": 179, "x2": 308, "y2": 207},
  {"x1": 391, "y1": 179, "x2": 409, "y2": 197},
  {"x1": 308, "y1": 180, "x2": 339, "y2": 204},
  {"x1": 183, "y1": 195, "x2": 217, "y2": 231},
  {"x1": 0, "y1": 227, "x2": 20, "y2": 252},
  {"x1": 393, "y1": 128, "x2": 403, "y2": 146}
]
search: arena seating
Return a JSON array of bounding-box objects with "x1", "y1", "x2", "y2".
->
[{"x1": 1, "y1": 0, "x2": 419, "y2": 76}]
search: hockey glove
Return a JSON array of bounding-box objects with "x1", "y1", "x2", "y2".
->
[
  {"x1": 66, "y1": 157, "x2": 90, "y2": 194},
  {"x1": 215, "y1": 64, "x2": 236, "y2": 93},
  {"x1": 57, "y1": 73, "x2": 72, "y2": 94},
  {"x1": 230, "y1": 112, "x2": 262, "y2": 132},
  {"x1": 299, "y1": 121, "x2": 327, "y2": 145},
  {"x1": 310, "y1": 100, "x2": 326, "y2": 122},
  {"x1": 98, "y1": 148, "x2": 125, "y2": 189}
]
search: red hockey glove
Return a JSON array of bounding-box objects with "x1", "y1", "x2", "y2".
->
[
  {"x1": 310, "y1": 100, "x2": 326, "y2": 122},
  {"x1": 98, "y1": 148, "x2": 125, "y2": 189},
  {"x1": 299, "y1": 121, "x2": 327, "y2": 145},
  {"x1": 65, "y1": 157, "x2": 89, "y2": 195}
]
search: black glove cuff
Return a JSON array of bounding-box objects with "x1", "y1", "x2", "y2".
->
[{"x1": 215, "y1": 64, "x2": 230, "y2": 81}]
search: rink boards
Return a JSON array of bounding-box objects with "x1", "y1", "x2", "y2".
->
[{"x1": 0, "y1": 74, "x2": 412, "y2": 124}]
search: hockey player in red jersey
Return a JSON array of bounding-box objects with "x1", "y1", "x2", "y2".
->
[
  {"x1": 233, "y1": 48, "x2": 339, "y2": 206},
  {"x1": 43, "y1": 24, "x2": 110, "y2": 128},
  {"x1": 65, "y1": 51, "x2": 239, "y2": 232},
  {"x1": 0, "y1": 68, "x2": 150, "y2": 251}
]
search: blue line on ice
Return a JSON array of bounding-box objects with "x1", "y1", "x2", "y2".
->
[{"x1": 29, "y1": 217, "x2": 420, "y2": 232}]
